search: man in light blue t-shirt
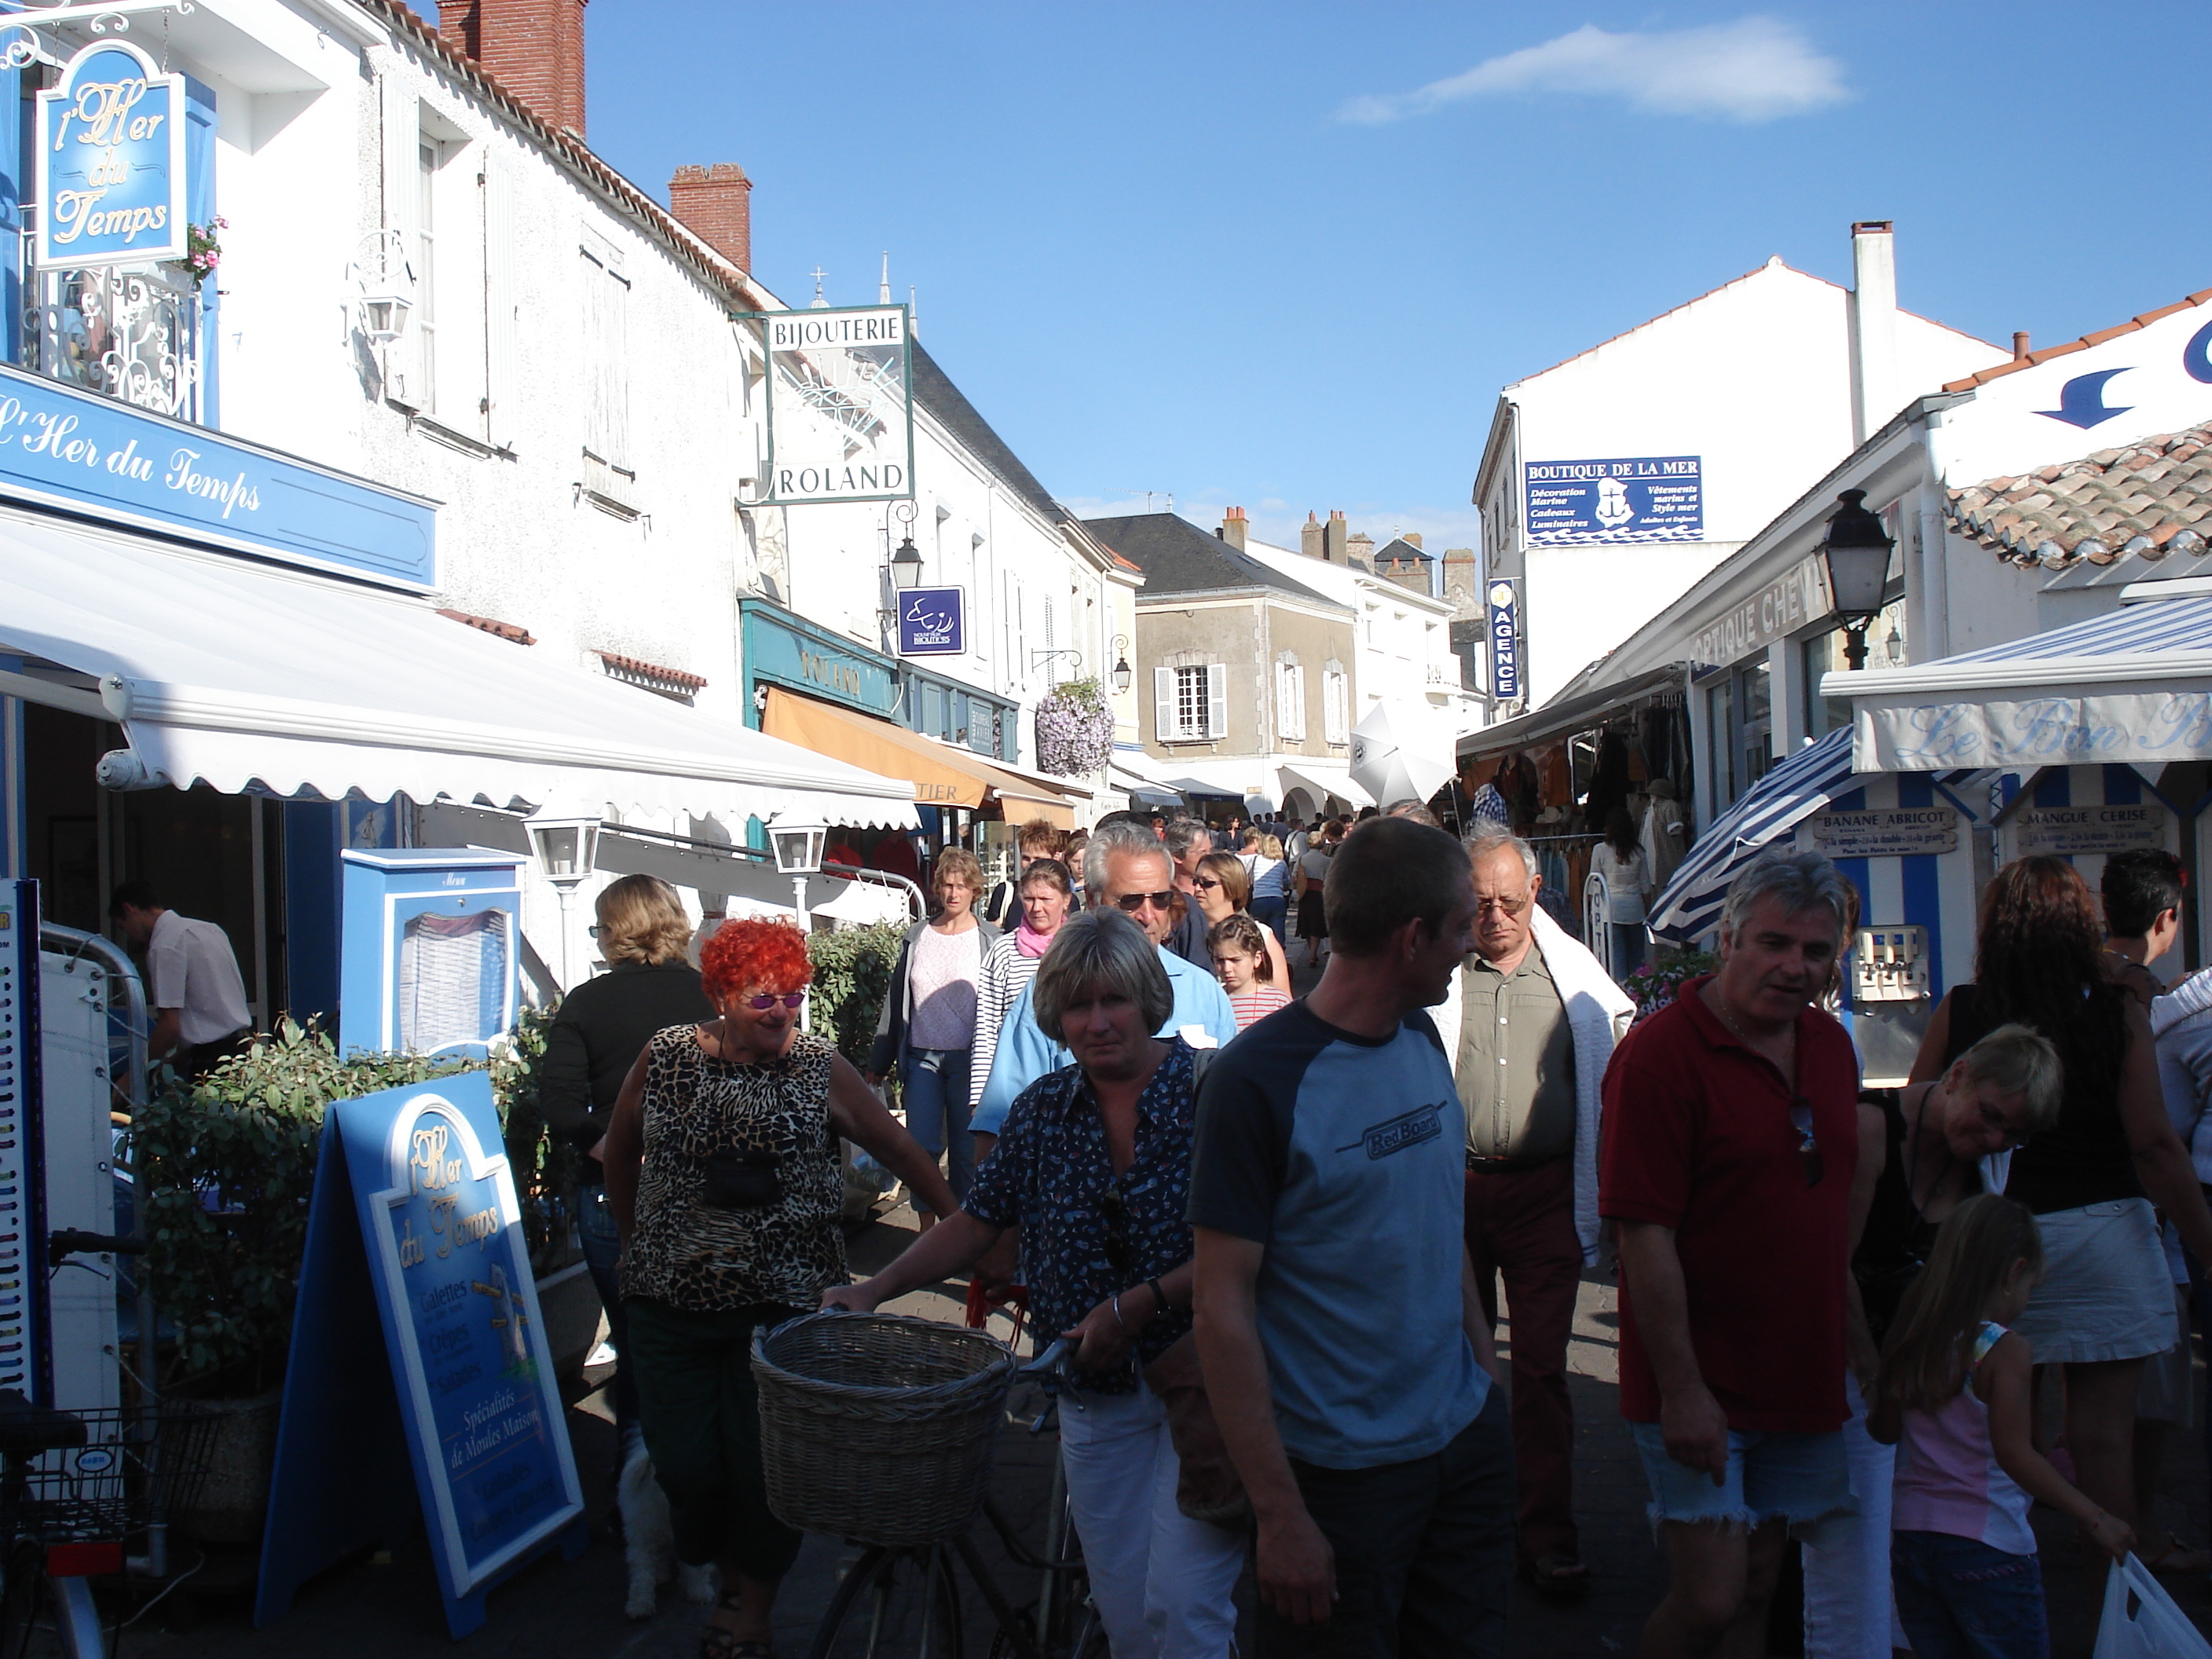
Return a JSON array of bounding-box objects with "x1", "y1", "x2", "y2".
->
[{"x1": 1192, "y1": 816, "x2": 1511, "y2": 1659}]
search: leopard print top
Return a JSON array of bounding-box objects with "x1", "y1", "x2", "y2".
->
[{"x1": 621, "y1": 1024, "x2": 845, "y2": 1312}]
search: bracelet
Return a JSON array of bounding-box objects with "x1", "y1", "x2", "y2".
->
[
  {"x1": 1110, "y1": 1292, "x2": 1130, "y2": 1334},
  {"x1": 1147, "y1": 1276, "x2": 1168, "y2": 1314}
]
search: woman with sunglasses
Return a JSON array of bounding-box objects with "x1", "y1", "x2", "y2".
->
[
  {"x1": 1798, "y1": 1024, "x2": 2061, "y2": 1658},
  {"x1": 603, "y1": 918, "x2": 957, "y2": 1659},
  {"x1": 1907, "y1": 856, "x2": 2212, "y2": 1578},
  {"x1": 1190, "y1": 850, "x2": 1289, "y2": 988},
  {"x1": 827, "y1": 910, "x2": 1246, "y2": 1659},
  {"x1": 869, "y1": 847, "x2": 1001, "y2": 1231}
]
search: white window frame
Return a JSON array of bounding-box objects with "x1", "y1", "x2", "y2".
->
[
  {"x1": 1276, "y1": 659, "x2": 1306, "y2": 742},
  {"x1": 1155, "y1": 661, "x2": 1227, "y2": 742},
  {"x1": 1322, "y1": 665, "x2": 1349, "y2": 745}
]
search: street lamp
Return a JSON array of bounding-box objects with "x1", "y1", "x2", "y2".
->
[
  {"x1": 1110, "y1": 634, "x2": 1133, "y2": 695},
  {"x1": 1817, "y1": 489, "x2": 1895, "y2": 671},
  {"x1": 769, "y1": 814, "x2": 829, "y2": 1029},
  {"x1": 889, "y1": 535, "x2": 924, "y2": 591},
  {"x1": 525, "y1": 811, "x2": 600, "y2": 990}
]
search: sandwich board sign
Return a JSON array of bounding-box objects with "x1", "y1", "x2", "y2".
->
[{"x1": 255, "y1": 1073, "x2": 585, "y2": 1638}]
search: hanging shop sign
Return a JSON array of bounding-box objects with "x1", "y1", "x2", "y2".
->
[
  {"x1": 1524, "y1": 456, "x2": 1703, "y2": 546},
  {"x1": 258, "y1": 1074, "x2": 585, "y2": 1639},
  {"x1": 2009, "y1": 801, "x2": 2167, "y2": 859},
  {"x1": 1486, "y1": 579, "x2": 1520, "y2": 701},
  {"x1": 896, "y1": 586, "x2": 965, "y2": 657},
  {"x1": 36, "y1": 39, "x2": 188, "y2": 269},
  {"x1": 1800, "y1": 806, "x2": 1958, "y2": 859},
  {"x1": 755, "y1": 305, "x2": 914, "y2": 505}
]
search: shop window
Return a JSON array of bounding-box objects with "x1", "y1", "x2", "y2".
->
[
  {"x1": 1801, "y1": 599, "x2": 1906, "y2": 742},
  {"x1": 1707, "y1": 676, "x2": 1736, "y2": 810}
]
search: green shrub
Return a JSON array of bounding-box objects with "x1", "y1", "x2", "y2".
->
[
  {"x1": 126, "y1": 1010, "x2": 566, "y2": 1397},
  {"x1": 807, "y1": 922, "x2": 905, "y2": 1068}
]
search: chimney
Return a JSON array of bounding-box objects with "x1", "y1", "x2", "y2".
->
[
  {"x1": 669, "y1": 163, "x2": 753, "y2": 273},
  {"x1": 1347, "y1": 530, "x2": 1375, "y2": 569},
  {"x1": 1218, "y1": 506, "x2": 1248, "y2": 551},
  {"x1": 1848, "y1": 219, "x2": 1897, "y2": 446},
  {"x1": 1442, "y1": 548, "x2": 1477, "y2": 607},
  {"x1": 439, "y1": 0, "x2": 588, "y2": 137},
  {"x1": 2012, "y1": 331, "x2": 2031, "y2": 362},
  {"x1": 1402, "y1": 532, "x2": 1423, "y2": 550},
  {"x1": 1323, "y1": 509, "x2": 1347, "y2": 564},
  {"x1": 1301, "y1": 511, "x2": 1324, "y2": 560}
]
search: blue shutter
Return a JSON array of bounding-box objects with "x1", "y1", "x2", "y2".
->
[
  {"x1": 0, "y1": 69, "x2": 20, "y2": 364},
  {"x1": 185, "y1": 75, "x2": 216, "y2": 424}
]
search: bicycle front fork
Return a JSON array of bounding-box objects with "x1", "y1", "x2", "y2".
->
[{"x1": 49, "y1": 1573, "x2": 104, "y2": 1659}]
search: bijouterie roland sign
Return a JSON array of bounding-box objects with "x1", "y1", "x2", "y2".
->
[
  {"x1": 754, "y1": 304, "x2": 916, "y2": 506},
  {"x1": 36, "y1": 39, "x2": 187, "y2": 269}
]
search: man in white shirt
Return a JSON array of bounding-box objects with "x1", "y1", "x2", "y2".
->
[{"x1": 110, "y1": 881, "x2": 251, "y2": 1077}]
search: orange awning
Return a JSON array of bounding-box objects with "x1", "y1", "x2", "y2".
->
[{"x1": 760, "y1": 689, "x2": 1075, "y2": 828}]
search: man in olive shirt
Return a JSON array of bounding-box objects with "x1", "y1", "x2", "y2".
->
[{"x1": 1431, "y1": 831, "x2": 1635, "y2": 1598}]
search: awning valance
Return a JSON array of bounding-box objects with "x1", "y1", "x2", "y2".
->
[
  {"x1": 760, "y1": 689, "x2": 1077, "y2": 828},
  {"x1": 0, "y1": 510, "x2": 917, "y2": 827},
  {"x1": 1824, "y1": 595, "x2": 2212, "y2": 773},
  {"x1": 1458, "y1": 663, "x2": 1688, "y2": 762}
]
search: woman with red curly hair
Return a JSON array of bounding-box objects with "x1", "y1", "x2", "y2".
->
[{"x1": 602, "y1": 916, "x2": 955, "y2": 1659}]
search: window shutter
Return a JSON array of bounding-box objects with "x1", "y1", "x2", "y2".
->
[
  {"x1": 482, "y1": 151, "x2": 516, "y2": 449},
  {"x1": 1290, "y1": 667, "x2": 1306, "y2": 741},
  {"x1": 1207, "y1": 662, "x2": 1229, "y2": 740},
  {"x1": 1154, "y1": 667, "x2": 1175, "y2": 742},
  {"x1": 379, "y1": 77, "x2": 419, "y2": 403}
]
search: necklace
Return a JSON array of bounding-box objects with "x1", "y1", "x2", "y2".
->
[{"x1": 1902, "y1": 1082, "x2": 1954, "y2": 1212}]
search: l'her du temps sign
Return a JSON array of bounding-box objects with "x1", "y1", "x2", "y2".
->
[
  {"x1": 758, "y1": 305, "x2": 915, "y2": 504},
  {"x1": 255, "y1": 1075, "x2": 585, "y2": 1639},
  {"x1": 36, "y1": 39, "x2": 188, "y2": 268}
]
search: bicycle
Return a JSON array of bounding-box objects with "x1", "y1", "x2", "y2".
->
[{"x1": 804, "y1": 1335, "x2": 1105, "y2": 1659}]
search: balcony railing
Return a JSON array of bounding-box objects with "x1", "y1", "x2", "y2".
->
[{"x1": 23, "y1": 259, "x2": 203, "y2": 424}]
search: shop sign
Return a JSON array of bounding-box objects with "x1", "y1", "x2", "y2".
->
[
  {"x1": 0, "y1": 360, "x2": 436, "y2": 588},
  {"x1": 257, "y1": 1074, "x2": 584, "y2": 1638},
  {"x1": 1486, "y1": 579, "x2": 1520, "y2": 701},
  {"x1": 896, "y1": 586, "x2": 965, "y2": 656},
  {"x1": 756, "y1": 305, "x2": 914, "y2": 505},
  {"x1": 1801, "y1": 806, "x2": 1958, "y2": 859},
  {"x1": 1691, "y1": 555, "x2": 1832, "y2": 670},
  {"x1": 742, "y1": 602, "x2": 899, "y2": 717},
  {"x1": 2012, "y1": 802, "x2": 2166, "y2": 859},
  {"x1": 36, "y1": 39, "x2": 188, "y2": 269},
  {"x1": 1524, "y1": 456, "x2": 1703, "y2": 546}
]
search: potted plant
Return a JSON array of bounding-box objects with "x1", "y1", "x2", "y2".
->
[{"x1": 1035, "y1": 678, "x2": 1113, "y2": 779}]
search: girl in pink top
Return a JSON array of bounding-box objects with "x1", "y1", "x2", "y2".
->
[
  {"x1": 1208, "y1": 914, "x2": 1290, "y2": 1031},
  {"x1": 1870, "y1": 1195, "x2": 2133, "y2": 1658}
]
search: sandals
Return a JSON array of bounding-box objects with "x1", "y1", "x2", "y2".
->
[
  {"x1": 701, "y1": 1592, "x2": 774, "y2": 1659},
  {"x1": 1525, "y1": 1554, "x2": 1591, "y2": 1599}
]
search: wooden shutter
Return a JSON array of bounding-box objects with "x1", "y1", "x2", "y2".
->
[
  {"x1": 1206, "y1": 663, "x2": 1229, "y2": 740},
  {"x1": 379, "y1": 75, "x2": 419, "y2": 404},
  {"x1": 481, "y1": 150, "x2": 516, "y2": 448},
  {"x1": 1154, "y1": 667, "x2": 1175, "y2": 742},
  {"x1": 580, "y1": 233, "x2": 632, "y2": 474}
]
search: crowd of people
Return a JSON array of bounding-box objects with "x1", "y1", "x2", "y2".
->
[{"x1": 551, "y1": 811, "x2": 2212, "y2": 1659}]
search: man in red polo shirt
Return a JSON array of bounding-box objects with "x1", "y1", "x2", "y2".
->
[{"x1": 1599, "y1": 851, "x2": 1859, "y2": 1659}]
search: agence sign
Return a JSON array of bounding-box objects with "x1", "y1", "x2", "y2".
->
[{"x1": 36, "y1": 39, "x2": 187, "y2": 269}]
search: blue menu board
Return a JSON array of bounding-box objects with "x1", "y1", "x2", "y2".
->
[{"x1": 255, "y1": 1073, "x2": 584, "y2": 1638}]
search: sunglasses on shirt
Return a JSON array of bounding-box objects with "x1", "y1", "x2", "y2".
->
[{"x1": 1789, "y1": 1097, "x2": 1824, "y2": 1188}]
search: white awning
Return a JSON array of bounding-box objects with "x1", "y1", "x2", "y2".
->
[
  {"x1": 0, "y1": 509, "x2": 917, "y2": 827},
  {"x1": 1276, "y1": 763, "x2": 1375, "y2": 811},
  {"x1": 1824, "y1": 595, "x2": 2212, "y2": 774}
]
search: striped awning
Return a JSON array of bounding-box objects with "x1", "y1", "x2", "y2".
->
[
  {"x1": 1822, "y1": 594, "x2": 2212, "y2": 772},
  {"x1": 1646, "y1": 731, "x2": 1861, "y2": 943}
]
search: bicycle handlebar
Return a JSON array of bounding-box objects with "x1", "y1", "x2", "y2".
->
[{"x1": 49, "y1": 1230, "x2": 145, "y2": 1259}]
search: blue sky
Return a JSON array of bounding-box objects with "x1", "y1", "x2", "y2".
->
[{"x1": 575, "y1": 3, "x2": 2212, "y2": 552}]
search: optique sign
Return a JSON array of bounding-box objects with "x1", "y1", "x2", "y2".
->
[{"x1": 36, "y1": 40, "x2": 188, "y2": 269}]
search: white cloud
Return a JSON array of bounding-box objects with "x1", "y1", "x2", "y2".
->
[{"x1": 1339, "y1": 16, "x2": 1848, "y2": 126}]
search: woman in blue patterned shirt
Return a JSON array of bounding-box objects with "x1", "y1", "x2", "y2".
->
[{"x1": 826, "y1": 910, "x2": 1243, "y2": 1659}]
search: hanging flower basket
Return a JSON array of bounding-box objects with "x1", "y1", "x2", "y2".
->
[
  {"x1": 1035, "y1": 679, "x2": 1113, "y2": 778},
  {"x1": 170, "y1": 217, "x2": 225, "y2": 284}
]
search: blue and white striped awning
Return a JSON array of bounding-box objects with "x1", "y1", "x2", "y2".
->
[
  {"x1": 1821, "y1": 594, "x2": 2212, "y2": 773},
  {"x1": 1646, "y1": 730, "x2": 1860, "y2": 943}
]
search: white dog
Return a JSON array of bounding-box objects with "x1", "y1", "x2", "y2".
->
[{"x1": 618, "y1": 1427, "x2": 720, "y2": 1620}]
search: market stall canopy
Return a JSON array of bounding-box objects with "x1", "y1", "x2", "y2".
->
[
  {"x1": 1351, "y1": 700, "x2": 1454, "y2": 809},
  {"x1": 1164, "y1": 777, "x2": 1243, "y2": 800},
  {"x1": 1823, "y1": 595, "x2": 2212, "y2": 773},
  {"x1": 0, "y1": 514, "x2": 917, "y2": 826},
  {"x1": 760, "y1": 688, "x2": 1077, "y2": 828},
  {"x1": 1457, "y1": 664, "x2": 1689, "y2": 764},
  {"x1": 1646, "y1": 728, "x2": 1990, "y2": 942}
]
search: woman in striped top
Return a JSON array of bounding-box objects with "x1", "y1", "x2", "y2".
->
[
  {"x1": 967, "y1": 859, "x2": 1077, "y2": 1118},
  {"x1": 1209, "y1": 913, "x2": 1291, "y2": 1031}
]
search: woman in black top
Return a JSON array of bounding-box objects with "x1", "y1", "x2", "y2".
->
[
  {"x1": 1908, "y1": 856, "x2": 2212, "y2": 1545},
  {"x1": 540, "y1": 873, "x2": 716, "y2": 1430}
]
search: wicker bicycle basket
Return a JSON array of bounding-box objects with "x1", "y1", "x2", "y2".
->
[{"x1": 752, "y1": 1310, "x2": 1015, "y2": 1547}]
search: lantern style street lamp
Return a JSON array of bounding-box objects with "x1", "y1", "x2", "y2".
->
[
  {"x1": 889, "y1": 535, "x2": 925, "y2": 591},
  {"x1": 526, "y1": 811, "x2": 600, "y2": 989},
  {"x1": 769, "y1": 815, "x2": 829, "y2": 1029},
  {"x1": 1110, "y1": 634, "x2": 1133, "y2": 695},
  {"x1": 1818, "y1": 489, "x2": 1895, "y2": 671}
]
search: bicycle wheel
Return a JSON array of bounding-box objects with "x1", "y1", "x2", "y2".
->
[{"x1": 808, "y1": 1544, "x2": 964, "y2": 1659}]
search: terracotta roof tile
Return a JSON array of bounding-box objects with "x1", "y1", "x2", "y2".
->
[
  {"x1": 1946, "y1": 422, "x2": 2212, "y2": 567},
  {"x1": 438, "y1": 607, "x2": 535, "y2": 646},
  {"x1": 597, "y1": 650, "x2": 707, "y2": 693},
  {"x1": 1943, "y1": 287, "x2": 2212, "y2": 390}
]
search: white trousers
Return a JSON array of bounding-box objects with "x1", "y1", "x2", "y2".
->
[
  {"x1": 1057, "y1": 1385, "x2": 1245, "y2": 1659},
  {"x1": 1801, "y1": 1372, "x2": 1904, "y2": 1659}
]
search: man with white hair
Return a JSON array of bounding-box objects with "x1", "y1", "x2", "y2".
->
[
  {"x1": 974, "y1": 816, "x2": 1239, "y2": 1148},
  {"x1": 1162, "y1": 817, "x2": 1217, "y2": 969},
  {"x1": 1430, "y1": 830, "x2": 1635, "y2": 1600}
]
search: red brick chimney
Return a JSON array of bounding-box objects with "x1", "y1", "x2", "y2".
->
[
  {"x1": 438, "y1": 0, "x2": 588, "y2": 137},
  {"x1": 1218, "y1": 506, "x2": 1248, "y2": 551},
  {"x1": 668, "y1": 163, "x2": 753, "y2": 273}
]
